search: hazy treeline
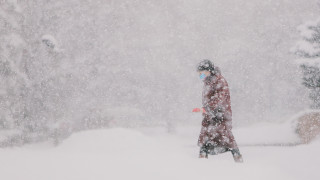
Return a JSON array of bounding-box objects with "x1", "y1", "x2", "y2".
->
[{"x1": 0, "y1": 0, "x2": 319, "y2": 145}]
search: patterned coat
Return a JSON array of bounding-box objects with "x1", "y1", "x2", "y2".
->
[{"x1": 198, "y1": 67, "x2": 238, "y2": 150}]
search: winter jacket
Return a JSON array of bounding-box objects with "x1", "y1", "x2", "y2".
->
[{"x1": 198, "y1": 67, "x2": 238, "y2": 150}]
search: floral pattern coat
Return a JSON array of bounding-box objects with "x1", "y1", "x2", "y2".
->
[{"x1": 198, "y1": 67, "x2": 238, "y2": 150}]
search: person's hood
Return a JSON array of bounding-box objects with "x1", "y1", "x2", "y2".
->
[
  {"x1": 212, "y1": 66, "x2": 221, "y2": 76},
  {"x1": 203, "y1": 66, "x2": 222, "y2": 83}
]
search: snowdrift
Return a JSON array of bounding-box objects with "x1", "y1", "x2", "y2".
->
[{"x1": 0, "y1": 126, "x2": 319, "y2": 180}]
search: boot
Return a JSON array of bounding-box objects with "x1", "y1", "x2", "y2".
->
[
  {"x1": 233, "y1": 153, "x2": 243, "y2": 163},
  {"x1": 231, "y1": 148, "x2": 243, "y2": 163},
  {"x1": 199, "y1": 146, "x2": 209, "y2": 159},
  {"x1": 199, "y1": 154, "x2": 208, "y2": 158}
]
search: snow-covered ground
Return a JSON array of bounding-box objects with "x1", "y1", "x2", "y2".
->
[{"x1": 0, "y1": 124, "x2": 319, "y2": 180}]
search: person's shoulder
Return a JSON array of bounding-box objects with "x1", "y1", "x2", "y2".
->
[
  {"x1": 215, "y1": 74, "x2": 229, "y2": 87},
  {"x1": 215, "y1": 74, "x2": 225, "y2": 82}
]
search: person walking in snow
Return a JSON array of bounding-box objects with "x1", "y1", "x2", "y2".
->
[{"x1": 193, "y1": 59, "x2": 243, "y2": 162}]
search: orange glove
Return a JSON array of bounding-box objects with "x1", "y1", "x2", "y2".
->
[
  {"x1": 192, "y1": 108, "x2": 201, "y2": 112},
  {"x1": 192, "y1": 108, "x2": 206, "y2": 113}
]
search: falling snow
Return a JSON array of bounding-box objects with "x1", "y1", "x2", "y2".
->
[{"x1": 1, "y1": 0, "x2": 320, "y2": 179}]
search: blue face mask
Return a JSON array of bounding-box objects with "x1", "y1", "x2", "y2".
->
[{"x1": 200, "y1": 73, "x2": 206, "y2": 80}]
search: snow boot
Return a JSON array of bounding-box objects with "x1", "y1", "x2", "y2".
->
[
  {"x1": 231, "y1": 148, "x2": 243, "y2": 163},
  {"x1": 199, "y1": 154, "x2": 208, "y2": 158},
  {"x1": 199, "y1": 145, "x2": 209, "y2": 158}
]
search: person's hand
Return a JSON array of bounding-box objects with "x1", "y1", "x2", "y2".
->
[
  {"x1": 192, "y1": 108, "x2": 206, "y2": 113},
  {"x1": 192, "y1": 108, "x2": 201, "y2": 112}
]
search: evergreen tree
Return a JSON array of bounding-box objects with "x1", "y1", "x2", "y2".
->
[{"x1": 293, "y1": 18, "x2": 320, "y2": 109}]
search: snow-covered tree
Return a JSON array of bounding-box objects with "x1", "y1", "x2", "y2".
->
[
  {"x1": 0, "y1": 1, "x2": 29, "y2": 130},
  {"x1": 17, "y1": 1, "x2": 79, "y2": 140},
  {"x1": 0, "y1": 1, "x2": 77, "y2": 145},
  {"x1": 292, "y1": 18, "x2": 320, "y2": 109}
]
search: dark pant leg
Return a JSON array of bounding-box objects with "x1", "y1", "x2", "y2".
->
[
  {"x1": 199, "y1": 145, "x2": 208, "y2": 157},
  {"x1": 230, "y1": 147, "x2": 241, "y2": 156}
]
